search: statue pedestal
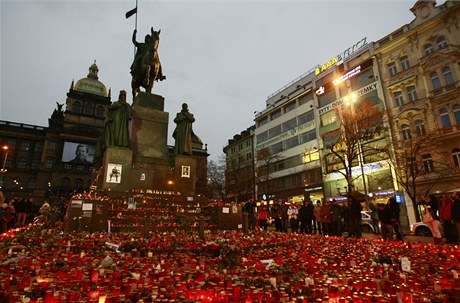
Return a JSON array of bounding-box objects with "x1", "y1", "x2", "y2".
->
[
  {"x1": 131, "y1": 92, "x2": 169, "y2": 161},
  {"x1": 100, "y1": 146, "x2": 133, "y2": 191},
  {"x1": 174, "y1": 155, "x2": 196, "y2": 196}
]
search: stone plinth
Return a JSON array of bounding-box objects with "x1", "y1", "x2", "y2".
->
[
  {"x1": 100, "y1": 146, "x2": 133, "y2": 191},
  {"x1": 131, "y1": 92, "x2": 169, "y2": 161},
  {"x1": 174, "y1": 155, "x2": 196, "y2": 196}
]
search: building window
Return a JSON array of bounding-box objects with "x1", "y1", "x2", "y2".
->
[
  {"x1": 72, "y1": 101, "x2": 82, "y2": 114},
  {"x1": 20, "y1": 140, "x2": 30, "y2": 151},
  {"x1": 440, "y1": 108, "x2": 451, "y2": 128},
  {"x1": 388, "y1": 62, "x2": 397, "y2": 76},
  {"x1": 95, "y1": 105, "x2": 105, "y2": 118},
  {"x1": 257, "y1": 131, "x2": 269, "y2": 144},
  {"x1": 401, "y1": 124, "x2": 411, "y2": 141},
  {"x1": 400, "y1": 56, "x2": 410, "y2": 71},
  {"x1": 269, "y1": 125, "x2": 282, "y2": 138},
  {"x1": 17, "y1": 157, "x2": 27, "y2": 169},
  {"x1": 8, "y1": 139, "x2": 16, "y2": 150},
  {"x1": 76, "y1": 165, "x2": 85, "y2": 171},
  {"x1": 320, "y1": 111, "x2": 337, "y2": 126},
  {"x1": 45, "y1": 159, "x2": 53, "y2": 169},
  {"x1": 83, "y1": 103, "x2": 94, "y2": 115},
  {"x1": 406, "y1": 86, "x2": 418, "y2": 102},
  {"x1": 443, "y1": 67, "x2": 454, "y2": 85},
  {"x1": 49, "y1": 141, "x2": 57, "y2": 150},
  {"x1": 298, "y1": 110, "x2": 314, "y2": 125},
  {"x1": 34, "y1": 142, "x2": 43, "y2": 153},
  {"x1": 284, "y1": 101, "x2": 297, "y2": 113},
  {"x1": 422, "y1": 153, "x2": 434, "y2": 173},
  {"x1": 431, "y1": 72, "x2": 441, "y2": 89},
  {"x1": 437, "y1": 36, "x2": 447, "y2": 49},
  {"x1": 394, "y1": 91, "x2": 404, "y2": 107},
  {"x1": 26, "y1": 178, "x2": 36, "y2": 190},
  {"x1": 453, "y1": 148, "x2": 460, "y2": 167},
  {"x1": 283, "y1": 136, "x2": 299, "y2": 150},
  {"x1": 64, "y1": 164, "x2": 72, "y2": 170},
  {"x1": 282, "y1": 118, "x2": 297, "y2": 132},
  {"x1": 271, "y1": 109, "x2": 281, "y2": 120},
  {"x1": 454, "y1": 104, "x2": 460, "y2": 124},
  {"x1": 246, "y1": 140, "x2": 251, "y2": 147},
  {"x1": 415, "y1": 120, "x2": 426, "y2": 136},
  {"x1": 300, "y1": 129, "x2": 317, "y2": 143},
  {"x1": 270, "y1": 142, "x2": 283, "y2": 154},
  {"x1": 424, "y1": 43, "x2": 434, "y2": 56},
  {"x1": 31, "y1": 159, "x2": 40, "y2": 170},
  {"x1": 246, "y1": 153, "x2": 252, "y2": 160},
  {"x1": 258, "y1": 116, "x2": 268, "y2": 127}
]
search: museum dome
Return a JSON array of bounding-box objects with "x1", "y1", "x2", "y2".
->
[{"x1": 74, "y1": 61, "x2": 108, "y2": 97}]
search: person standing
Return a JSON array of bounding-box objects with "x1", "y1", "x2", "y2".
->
[
  {"x1": 314, "y1": 201, "x2": 323, "y2": 235},
  {"x1": 329, "y1": 199, "x2": 342, "y2": 236},
  {"x1": 347, "y1": 196, "x2": 362, "y2": 238},
  {"x1": 422, "y1": 203, "x2": 442, "y2": 245},
  {"x1": 257, "y1": 206, "x2": 268, "y2": 231},
  {"x1": 439, "y1": 194, "x2": 455, "y2": 244},
  {"x1": 287, "y1": 203, "x2": 299, "y2": 233},
  {"x1": 298, "y1": 201, "x2": 313, "y2": 234},
  {"x1": 451, "y1": 191, "x2": 460, "y2": 244},
  {"x1": 387, "y1": 197, "x2": 403, "y2": 241},
  {"x1": 320, "y1": 200, "x2": 331, "y2": 236},
  {"x1": 369, "y1": 202, "x2": 381, "y2": 234}
]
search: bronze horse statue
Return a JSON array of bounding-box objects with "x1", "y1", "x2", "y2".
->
[{"x1": 130, "y1": 27, "x2": 166, "y2": 99}]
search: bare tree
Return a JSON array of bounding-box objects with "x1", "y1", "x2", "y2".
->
[
  {"x1": 323, "y1": 99, "x2": 385, "y2": 196},
  {"x1": 207, "y1": 155, "x2": 226, "y2": 201},
  {"x1": 385, "y1": 114, "x2": 458, "y2": 221},
  {"x1": 255, "y1": 147, "x2": 282, "y2": 199},
  {"x1": 225, "y1": 153, "x2": 254, "y2": 202}
]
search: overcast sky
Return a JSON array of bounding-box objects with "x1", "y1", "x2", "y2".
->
[{"x1": 1, "y1": 0, "x2": 421, "y2": 161}]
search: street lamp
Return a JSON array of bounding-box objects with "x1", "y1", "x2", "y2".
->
[
  {"x1": 0, "y1": 145, "x2": 8, "y2": 188},
  {"x1": 1, "y1": 145, "x2": 8, "y2": 173},
  {"x1": 343, "y1": 93, "x2": 370, "y2": 205}
]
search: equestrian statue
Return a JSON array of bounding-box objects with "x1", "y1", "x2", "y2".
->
[{"x1": 130, "y1": 27, "x2": 166, "y2": 99}]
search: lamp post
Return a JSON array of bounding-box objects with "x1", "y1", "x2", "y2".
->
[
  {"x1": 0, "y1": 145, "x2": 8, "y2": 188},
  {"x1": 343, "y1": 94, "x2": 370, "y2": 205}
]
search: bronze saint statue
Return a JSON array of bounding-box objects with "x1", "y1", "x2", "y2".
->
[
  {"x1": 104, "y1": 90, "x2": 133, "y2": 148},
  {"x1": 130, "y1": 27, "x2": 165, "y2": 99},
  {"x1": 173, "y1": 103, "x2": 195, "y2": 156}
]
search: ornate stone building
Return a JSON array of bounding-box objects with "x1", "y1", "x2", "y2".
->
[{"x1": 374, "y1": 0, "x2": 460, "y2": 220}]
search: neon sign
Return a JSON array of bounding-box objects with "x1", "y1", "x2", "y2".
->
[
  {"x1": 315, "y1": 86, "x2": 325, "y2": 96},
  {"x1": 333, "y1": 65, "x2": 362, "y2": 86},
  {"x1": 315, "y1": 37, "x2": 368, "y2": 76}
]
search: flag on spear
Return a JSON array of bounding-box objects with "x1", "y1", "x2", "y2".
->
[{"x1": 125, "y1": 7, "x2": 137, "y2": 19}]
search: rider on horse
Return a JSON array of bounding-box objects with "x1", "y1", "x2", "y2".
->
[{"x1": 130, "y1": 27, "x2": 165, "y2": 98}]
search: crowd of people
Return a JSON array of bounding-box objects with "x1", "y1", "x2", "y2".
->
[
  {"x1": 419, "y1": 191, "x2": 460, "y2": 245},
  {"x1": 242, "y1": 192, "x2": 460, "y2": 244},
  {"x1": 0, "y1": 192, "x2": 67, "y2": 233}
]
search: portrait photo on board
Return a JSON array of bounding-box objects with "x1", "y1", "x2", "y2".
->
[
  {"x1": 106, "y1": 163, "x2": 122, "y2": 183},
  {"x1": 62, "y1": 142, "x2": 95, "y2": 165}
]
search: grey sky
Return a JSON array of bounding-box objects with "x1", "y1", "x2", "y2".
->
[{"x1": 1, "y1": 0, "x2": 419, "y2": 161}]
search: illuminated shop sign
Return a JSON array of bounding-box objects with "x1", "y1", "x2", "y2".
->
[
  {"x1": 317, "y1": 81, "x2": 378, "y2": 115},
  {"x1": 315, "y1": 86, "x2": 325, "y2": 96},
  {"x1": 333, "y1": 65, "x2": 362, "y2": 86},
  {"x1": 315, "y1": 37, "x2": 368, "y2": 76}
]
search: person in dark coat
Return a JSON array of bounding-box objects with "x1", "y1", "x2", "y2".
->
[
  {"x1": 329, "y1": 199, "x2": 342, "y2": 236},
  {"x1": 451, "y1": 192, "x2": 460, "y2": 244},
  {"x1": 298, "y1": 200, "x2": 314, "y2": 234},
  {"x1": 347, "y1": 196, "x2": 362, "y2": 238},
  {"x1": 378, "y1": 203, "x2": 394, "y2": 241},
  {"x1": 387, "y1": 196, "x2": 404, "y2": 241}
]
